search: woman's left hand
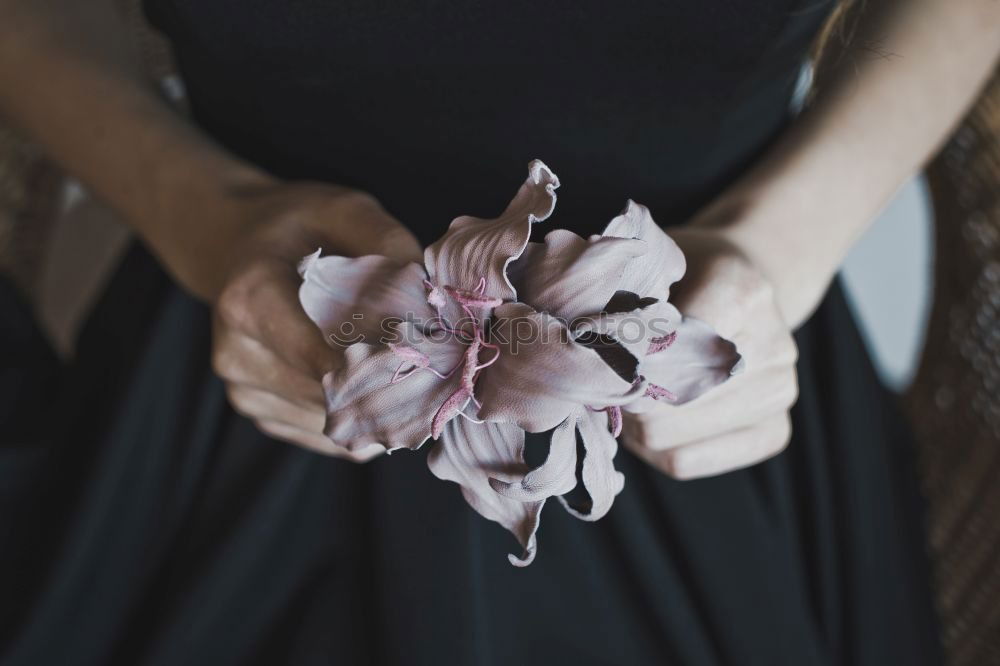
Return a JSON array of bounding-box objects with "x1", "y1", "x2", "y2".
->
[{"x1": 621, "y1": 227, "x2": 800, "y2": 480}]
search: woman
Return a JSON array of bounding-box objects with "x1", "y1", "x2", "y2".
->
[{"x1": 0, "y1": 1, "x2": 996, "y2": 663}]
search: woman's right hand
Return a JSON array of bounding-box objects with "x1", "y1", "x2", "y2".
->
[
  {"x1": 195, "y1": 180, "x2": 423, "y2": 460},
  {"x1": 621, "y1": 227, "x2": 800, "y2": 480}
]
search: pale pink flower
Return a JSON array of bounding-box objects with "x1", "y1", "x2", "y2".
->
[{"x1": 299, "y1": 161, "x2": 740, "y2": 565}]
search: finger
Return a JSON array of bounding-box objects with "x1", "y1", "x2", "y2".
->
[
  {"x1": 226, "y1": 384, "x2": 326, "y2": 434},
  {"x1": 730, "y1": 323, "x2": 798, "y2": 372},
  {"x1": 639, "y1": 412, "x2": 792, "y2": 480},
  {"x1": 213, "y1": 326, "x2": 326, "y2": 409},
  {"x1": 346, "y1": 202, "x2": 423, "y2": 264},
  {"x1": 623, "y1": 365, "x2": 798, "y2": 450},
  {"x1": 300, "y1": 189, "x2": 423, "y2": 264},
  {"x1": 669, "y1": 250, "x2": 780, "y2": 342},
  {"x1": 215, "y1": 262, "x2": 340, "y2": 380},
  {"x1": 255, "y1": 418, "x2": 385, "y2": 462}
]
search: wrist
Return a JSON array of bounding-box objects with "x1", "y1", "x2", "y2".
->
[
  {"x1": 136, "y1": 147, "x2": 280, "y2": 301},
  {"x1": 688, "y1": 183, "x2": 844, "y2": 329}
]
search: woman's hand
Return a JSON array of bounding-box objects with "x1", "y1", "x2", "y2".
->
[
  {"x1": 621, "y1": 227, "x2": 799, "y2": 480},
  {"x1": 0, "y1": 0, "x2": 417, "y2": 462},
  {"x1": 620, "y1": 0, "x2": 1000, "y2": 484},
  {"x1": 204, "y1": 181, "x2": 422, "y2": 460}
]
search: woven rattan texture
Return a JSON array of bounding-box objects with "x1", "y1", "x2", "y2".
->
[{"x1": 907, "y1": 72, "x2": 1000, "y2": 666}]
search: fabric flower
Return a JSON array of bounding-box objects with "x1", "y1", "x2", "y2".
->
[{"x1": 299, "y1": 160, "x2": 741, "y2": 565}]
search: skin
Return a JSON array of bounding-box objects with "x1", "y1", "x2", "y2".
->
[
  {"x1": 624, "y1": 0, "x2": 1000, "y2": 479},
  {"x1": 0, "y1": 1, "x2": 998, "y2": 475}
]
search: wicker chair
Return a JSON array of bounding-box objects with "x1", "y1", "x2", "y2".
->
[{"x1": 906, "y1": 71, "x2": 1000, "y2": 666}]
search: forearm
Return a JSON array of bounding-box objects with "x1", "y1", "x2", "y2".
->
[
  {"x1": 701, "y1": 0, "x2": 1000, "y2": 327},
  {"x1": 0, "y1": 0, "x2": 273, "y2": 298}
]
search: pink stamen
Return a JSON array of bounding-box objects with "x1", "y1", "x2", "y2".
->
[
  {"x1": 403, "y1": 275, "x2": 507, "y2": 437},
  {"x1": 391, "y1": 364, "x2": 417, "y2": 384},
  {"x1": 606, "y1": 406, "x2": 623, "y2": 438},
  {"x1": 436, "y1": 359, "x2": 462, "y2": 379},
  {"x1": 423, "y1": 279, "x2": 448, "y2": 314},
  {"x1": 647, "y1": 331, "x2": 677, "y2": 355},
  {"x1": 645, "y1": 383, "x2": 678, "y2": 402},
  {"x1": 475, "y1": 345, "x2": 501, "y2": 371},
  {"x1": 444, "y1": 285, "x2": 503, "y2": 309},
  {"x1": 432, "y1": 386, "x2": 471, "y2": 439},
  {"x1": 434, "y1": 319, "x2": 473, "y2": 341},
  {"x1": 388, "y1": 343, "x2": 455, "y2": 382},
  {"x1": 586, "y1": 405, "x2": 623, "y2": 437},
  {"x1": 389, "y1": 343, "x2": 431, "y2": 367},
  {"x1": 457, "y1": 406, "x2": 486, "y2": 424},
  {"x1": 460, "y1": 338, "x2": 482, "y2": 390},
  {"x1": 389, "y1": 344, "x2": 429, "y2": 383}
]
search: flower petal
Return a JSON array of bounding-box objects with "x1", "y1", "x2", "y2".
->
[
  {"x1": 299, "y1": 251, "x2": 433, "y2": 346},
  {"x1": 639, "y1": 307, "x2": 741, "y2": 406},
  {"x1": 428, "y1": 417, "x2": 544, "y2": 567},
  {"x1": 322, "y1": 324, "x2": 465, "y2": 451},
  {"x1": 576, "y1": 300, "x2": 741, "y2": 411},
  {"x1": 422, "y1": 160, "x2": 559, "y2": 319},
  {"x1": 509, "y1": 229, "x2": 648, "y2": 321},
  {"x1": 558, "y1": 408, "x2": 625, "y2": 521},
  {"x1": 602, "y1": 200, "x2": 686, "y2": 300},
  {"x1": 489, "y1": 416, "x2": 578, "y2": 501},
  {"x1": 476, "y1": 303, "x2": 644, "y2": 433}
]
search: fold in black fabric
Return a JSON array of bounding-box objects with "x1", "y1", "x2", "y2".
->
[
  {"x1": 0, "y1": 250, "x2": 941, "y2": 665},
  {"x1": 2, "y1": 1, "x2": 941, "y2": 663}
]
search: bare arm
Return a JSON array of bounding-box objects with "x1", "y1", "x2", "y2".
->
[
  {"x1": 0, "y1": 0, "x2": 275, "y2": 299},
  {"x1": 0, "y1": 0, "x2": 419, "y2": 456},
  {"x1": 709, "y1": 0, "x2": 1000, "y2": 328},
  {"x1": 627, "y1": 0, "x2": 1000, "y2": 479}
]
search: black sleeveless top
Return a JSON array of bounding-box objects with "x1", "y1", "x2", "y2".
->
[
  {"x1": 144, "y1": 0, "x2": 829, "y2": 238},
  {"x1": 0, "y1": 3, "x2": 941, "y2": 665}
]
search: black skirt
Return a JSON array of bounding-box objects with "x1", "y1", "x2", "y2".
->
[{"x1": 0, "y1": 250, "x2": 940, "y2": 665}]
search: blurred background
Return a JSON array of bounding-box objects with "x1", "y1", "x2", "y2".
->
[{"x1": 843, "y1": 176, "x2": 932, "y2": 392}]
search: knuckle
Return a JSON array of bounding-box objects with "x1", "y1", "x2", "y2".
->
[
  {"x1": 339, "y1": 444, "x2": 385, "y2": 463},
  {"x1": 215, "y1": 264, "x2": 271, "y2": 328},
  {"x1": 769, "y1": 414, "x2": 793, "y2": 454},
  {"x1": 255, "y1": 419, "x2": 303, "y2": 447},
  {"x1": 211, "y1": 345, "x2": 239, "y2": 380},
  {"x1": 334, "y1": 188, "x2": 381, "y2": 213},
  {"x1": 255, "y1": 418, "x2": 300, "y2": 445},
  {"x1": 376, "y1": 227, "x2": 420, "y2": 261},
  {"x1": 216, "y1": 283, "x2": 253, "y2": 328},
  {"x1": 249, "y1": 415, "x2": 355, "y2": 458},
  {"x1": 302, "y1": 433, "x2": 382, "y2": 462},
  {"x1": 659, "y1": 449, "x2": 681, "y2": 478},
  {"x1": 747, "y1": 272, "x2": 776, "y2": 304},
  {"x1": 759, "y1": 369, "x2": 798, "y2": 413},
  {"x1": 774, "y1": 335, "x2": 799, "y2": 366},
  {"x1": 779, "y1": 370, "x2": 800, "y2": 407},
  {"x1": 628, "y1": 419, "x2": 667, "y2": 451},
  {"x1": 784, "y1": 337, "x2": 800, "y2": 364},
  {"x1": 254, "y1": 418, "x2": 277, "y2": 437},
  {"x1": 718, "y1": 261, "x2": 773, "y2": 307},
  {"x1": 660, "y1": 449, "x2": 692, "y2": 480},
  {"x1": 225, "y1": 386, "x2": 255, "y2": 418},
  {"x1": 620, "y1": 413, "x2": 648, "y2": 445}
]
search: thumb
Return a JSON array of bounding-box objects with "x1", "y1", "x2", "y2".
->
[
  {"x1": 374, "y1": 221, "x2": 424, "y2": 264},
  {"x1": 324, "y1": 195, "x2": 423, "y2": 264}
]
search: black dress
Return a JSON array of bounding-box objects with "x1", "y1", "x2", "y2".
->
[{"x1": 1, "y1": 2, "x2": 942, "y2": 664}]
